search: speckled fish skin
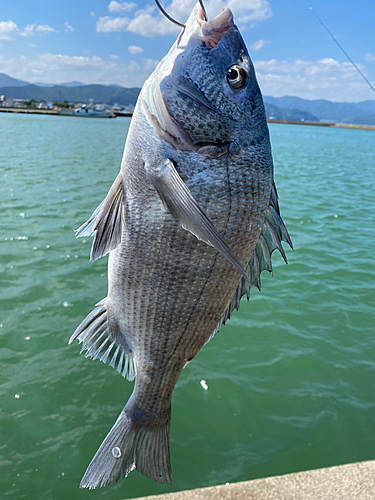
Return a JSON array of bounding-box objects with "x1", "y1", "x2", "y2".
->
[{"x1": 70, "y1": 2, "x2": 291, "y2": 490}]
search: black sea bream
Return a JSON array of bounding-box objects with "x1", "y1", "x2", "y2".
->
[{"x1": 70, "y1": 2, "x2": 292, "y2": 489}]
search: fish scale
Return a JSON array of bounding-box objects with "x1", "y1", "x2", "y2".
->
[
  {"x1": 69, "y1": 2, "x2": 292, "y2": 489},
  {"x1": 121, "y1": 168, "x2": 264, "y2": 400}
]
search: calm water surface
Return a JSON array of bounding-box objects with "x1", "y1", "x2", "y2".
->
[{"x1": 0, "y1": 113, "x2": 374, "y2": 499}]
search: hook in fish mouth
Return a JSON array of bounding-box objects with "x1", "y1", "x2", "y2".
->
[{"x1": 154, "y1": 0, "x2": 208, "y2": 28}]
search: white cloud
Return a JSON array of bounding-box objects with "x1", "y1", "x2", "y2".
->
[
  {"x1": 96, "y1": 5, "x2": 178, "y2": 37},
  {"x1": 169, "y1": 0, "x2": 273, "y2": 25},
  {"x1": 96, "y1": 16, "x2": 130, "y2": 32},
  {"x1": 0, "y1": 20, "x2": 18, "y2": 40},
  {"x1": 98, "y1": 0, "x2": 272, "y2": 37},
  {"x1": 126, "y1": 6, "x2": 178, "y2": 37},
  {"x1": 365, "y1": 53, "x2": 375, "y2": 63},
  {"x1": 110, "y1": 54, "x2": 119, "y2": 60},
  {"x1": 0, "y1": 53, "x2": 158, "y2": 88},
  {"x1": 254, "y1": 57, "x2": 374, "y2": 101},
  {"x1": 250, "y1": 39, "x2": 271, "y2": 51},
  {"x1": 108, "y1": 1, "x2": 137, "y2": 12},
  {"x1": 228, "y1": 0, "x2": 272, "y2": 24},
  {"x1": 128, "y1": 45, "x2": 143, "y2": 55},
  {"x1": 20, "y1": 23, "x2": 56, "y2": 37},
  {"x1": 90, "y1": 11, "x2": 95, "y2": 17},
  {"x1": 255, "y1": 58, "x2": 310, "y2": 73},
  {"x1": 64, "y1": 21, "x2": 75, "y2": 33}
]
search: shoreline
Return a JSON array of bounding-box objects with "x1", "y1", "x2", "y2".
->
[
  {"x1": 0, "y1": 107, "x2": 131, "y2": 118},
  {"x1": 1, "y1": 107, "x2": 374, "y2": 130},
  {"x1": 267, "y1": 118, "x2": 375, "y2": 131}
]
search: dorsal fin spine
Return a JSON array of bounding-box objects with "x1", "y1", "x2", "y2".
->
[{"x1": 204, "y1": 184, "x2": 293, "y2": 346}]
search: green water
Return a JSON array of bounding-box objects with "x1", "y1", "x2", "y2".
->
[{"x1": 1, "y1": 113, "x2": 374, "y2": 499}]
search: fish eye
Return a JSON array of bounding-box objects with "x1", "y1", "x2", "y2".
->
[{"x1": 226, "y1": 64, "x2": 247, "y2": 89}]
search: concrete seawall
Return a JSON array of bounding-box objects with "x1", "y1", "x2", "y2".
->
[
  {"x1": 0, "y1": 107, "x2": 59, "y2": 115},
  {"x1": 267, "y1": 119, "x2": 375, "y2": 131},
  {"x1": 128, "y1": 460, "x2": 375, "y2": 500}
]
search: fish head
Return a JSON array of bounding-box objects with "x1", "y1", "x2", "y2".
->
[{"x1": 143, "y1": 3, "x2": 267, "y2": 148}]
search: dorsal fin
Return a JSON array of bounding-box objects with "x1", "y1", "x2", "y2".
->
[
  {"x1": 204, "y1": 181, "x2": 293, "y2": 346},
  {"x1": 69, "y1": 299, "x2": 135, "y2": 381},
  {"x1": 75, "y1": 173, "x2": 124, "y2": 261}
]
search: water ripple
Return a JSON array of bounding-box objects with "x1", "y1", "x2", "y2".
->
[{"x1": 0, "y1": 116, "x2": 374, "y2": 498}]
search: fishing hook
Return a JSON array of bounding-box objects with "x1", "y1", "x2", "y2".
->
[
  {"x1": 154, "y1": 0, "x2": 185, "y2": 27},
  {"x1": 198, "y1": 0, "x2": 208, "y2": 22},
  {"x1": 154, "y1": 0, "x2": 208, "y2": 28}
]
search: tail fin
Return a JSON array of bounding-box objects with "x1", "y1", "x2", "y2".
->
[{"x1": 80, "y1": 408, "x2": 172, "y2": 488}]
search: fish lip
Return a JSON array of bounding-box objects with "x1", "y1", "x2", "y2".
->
[
  {"x1": 195, "y1": 3, "x2": 233, "y2": 30},
  {"x1": 194, "y1": 4, "x2": 234, "y2": 46}
]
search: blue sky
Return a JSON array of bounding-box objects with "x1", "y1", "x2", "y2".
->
[{"x1": 1, "y1": 0, "x2": 374, "y2": 102}]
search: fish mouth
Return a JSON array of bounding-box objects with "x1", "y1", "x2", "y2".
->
[
  {"x1": 195, "y1": 4, "x2": 234, "y2": 48},
  {"x1": 176, "y1": 3, "x2": 234, "y2": 47}
]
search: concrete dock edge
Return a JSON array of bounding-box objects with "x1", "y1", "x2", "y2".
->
[{"x1": 128, "y1": 460, "x2": 375, "y2": 500}]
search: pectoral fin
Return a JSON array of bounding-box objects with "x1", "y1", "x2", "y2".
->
[
  {"x1": 145, "y1": 159, "x2": 250, "y2": 285},
  {"x1": 76, "y1": 173, "x2": 124, "y2": 261}
]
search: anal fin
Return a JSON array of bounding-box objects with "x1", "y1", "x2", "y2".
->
[
  {"x1": 76, "y1": 173, "x2": 124, "y2": 261},
  {"x1": 69, "y1": 299, "x2": 135, "y2": 381}
]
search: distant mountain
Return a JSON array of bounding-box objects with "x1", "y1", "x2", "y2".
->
[
  {"x1": 0, "y1": 73, "x2": 28, "y2": 87},
  {"x1": 351, "y1": 114, "x2": 375, "y2": 125},
  {"x1": 33, "y1": 81, "x2": 86, "y2": 87},
  {"x1": 264, "y1": 102, "x2": 319, "y2": 122},
  {"x1": 263, "y1": 96, "x2": 375, "y2": 123},
  {"x1": 33, "y1": 81, "x2": 124, "y2": 88},
  {"x1": 0, "y1": 73, "x2": 121, "y2": 89},
  {"x1": 350, "y1": 100, "x2": 375, "y2": 114},
  {"x1": 0, "y1": 84, "x2": 141, "y2": 106}
]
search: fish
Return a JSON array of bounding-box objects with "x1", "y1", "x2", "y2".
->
[{"x1": 69, "y1": 1, "x2": 292, "y2": 489}]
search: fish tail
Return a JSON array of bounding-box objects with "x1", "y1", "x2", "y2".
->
[{"x1": 80, "y1": 404, "x2": 172, "y2": 488}]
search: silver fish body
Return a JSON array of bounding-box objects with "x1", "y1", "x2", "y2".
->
[{"x1": 70, "y1": 3, "x2": 292, "y2": 489}]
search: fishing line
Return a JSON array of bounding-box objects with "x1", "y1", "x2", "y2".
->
[
  {"x1": 154, "y1": 0, "x2": 208, "y2": 28},
  {"x1": 310, "y1": 7, "x2": 375, "y2": 95},
  {"x1": 154, "y1": 0, "x2": 185, "y2": 27}
]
